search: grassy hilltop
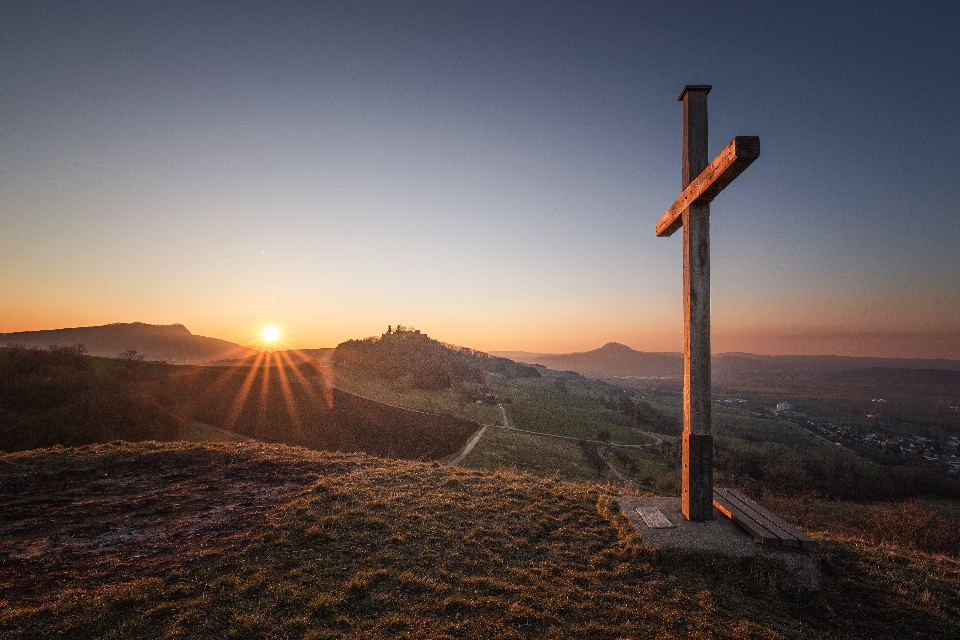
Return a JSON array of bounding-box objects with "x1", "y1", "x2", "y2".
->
[
  {"x1": 333, "y1": 325, "x2": 541, "y2": 391},
  {"x1": 2, "y1": 441, "x2": 959, "y2": 639}
]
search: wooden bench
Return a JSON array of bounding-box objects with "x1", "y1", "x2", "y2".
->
[{"x1": 713, "y1": 487, "x2": 816, "y2": 549}]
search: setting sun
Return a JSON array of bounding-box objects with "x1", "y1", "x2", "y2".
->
[{"x1": 261, "y1": 325, "x2": 281, "y2": 343}]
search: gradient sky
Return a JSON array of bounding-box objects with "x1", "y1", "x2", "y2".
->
[{"x1": 2, "y1": 1, "x2": 959, "y2": 357}]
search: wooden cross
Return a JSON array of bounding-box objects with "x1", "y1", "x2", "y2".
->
[{"x1": 656, "y1": 85, "x2": 759, "y2": 521}]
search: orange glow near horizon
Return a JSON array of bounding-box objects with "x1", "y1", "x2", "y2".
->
[
  {"x1": 207, "y1": 321, "x2": 960, "y2": 360},
  {"x1": 1, "y1": 312, "x2": 958, "y2": 360}
]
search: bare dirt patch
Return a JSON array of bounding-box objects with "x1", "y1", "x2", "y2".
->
[{"x1": 0, "y1": 441, "x2": 333, "y2": 606}]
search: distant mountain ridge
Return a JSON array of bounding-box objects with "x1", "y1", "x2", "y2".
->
[
  {"x1": 0, "y1": 323, "x2": 257, "y2": 364},
  {"x1": 491, "y1": 343, "x2": 960, "y2": 379},
  {"x1": 492, "y1": 343, "x2": 683, "y2": 378}
]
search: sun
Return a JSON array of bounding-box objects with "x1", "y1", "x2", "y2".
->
[{"x1": 261, "y1": 325, "x2": 281, "y2": 344}]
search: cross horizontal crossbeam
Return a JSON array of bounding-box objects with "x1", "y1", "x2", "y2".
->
[{"x1": 655, "y1": 136, "x2": 760, "y2": 237}]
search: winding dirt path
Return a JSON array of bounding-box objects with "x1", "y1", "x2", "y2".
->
[
  {"x1": 448, "y1": 426, "x2": 488, "y2": 466},
  {"x1": 498, "y1": 403, "x2": 514, "y2": 428},
  {"x1": 597, "y1": 448, "x2": 629, "y2": 482}
]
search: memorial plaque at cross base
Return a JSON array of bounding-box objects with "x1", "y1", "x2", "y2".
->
[{"x1": 655, "y1": 86, "x2": 759, "y2": 521}]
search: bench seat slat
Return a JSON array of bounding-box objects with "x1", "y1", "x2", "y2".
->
[
  {"x1": 712, "y1": 491, "x2": 780, "y2": 544},
  {"x1": 717, "y1": 488, "x2": 800, "y2": 546},
  {"x1": 723, "y1": 488, "x2": 816, "y2": 549},
  {"x1": 713, "y1": 487, "x2": 817, "y2": 549}
]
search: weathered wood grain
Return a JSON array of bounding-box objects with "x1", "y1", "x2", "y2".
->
[
  {"x1": 717, "y1": 488, "x2": 800, "y2": 546},
  {"x1": 713, "y1": 488, "x2": 817, "y2": 549},
  {"x1": 723, "y1": 488, "x2": 817, "y2": 549},
  {"x1": 712, "y1": 490, "x2": 780, "y2": 545},
  {"x1": 679, "y1": 85, "x2": 713, "y2": 521},
  {"x1": 658, "y1": 86, "x2": 760, "y2": 521},
  {"x1": 656, "y1": 136, "x2": 760, "y2": 237}
]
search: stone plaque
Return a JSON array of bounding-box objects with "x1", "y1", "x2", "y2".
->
[{"x1": 636, "y1": 507, "x2": 675, "y2": 529}]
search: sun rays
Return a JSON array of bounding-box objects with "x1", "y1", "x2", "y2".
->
[
  {"x1": 179, "y1": 315, "x2": 334, "y2": 441},
  {"x1": 196, "y1": 345, "x2": 336, "y2": 440}
]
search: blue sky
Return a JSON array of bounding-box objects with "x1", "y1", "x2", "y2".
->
[{"x1": 2, "y1": 1, "x2": 958, "y2": 357}]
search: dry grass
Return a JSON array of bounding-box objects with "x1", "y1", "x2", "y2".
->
[
  {"x1": 1, "y1": 442, "x2": 959, "y2": 639},
  {"x1": 181, "y1": 420, "x2": 251, "y2": 443}
]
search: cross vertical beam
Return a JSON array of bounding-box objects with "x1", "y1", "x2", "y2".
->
[
  {"x1": 655, "y1": 86, "x2": 758, "y2": 522},
  {"x1": 680, "y1": 85, "x2": 713, "y2": 521}
]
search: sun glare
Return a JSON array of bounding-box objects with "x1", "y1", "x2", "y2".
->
[{"x1": 261, "y1": 325, "x2": 281, "y2": 344}]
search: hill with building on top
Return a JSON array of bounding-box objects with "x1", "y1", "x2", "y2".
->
[{"x1": 333, "y1": 325, "x2": 540, "y2": 390}]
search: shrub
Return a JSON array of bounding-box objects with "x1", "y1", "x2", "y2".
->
[{"x1": 864, "y1": 500, "x2": 960, "y2": 556}]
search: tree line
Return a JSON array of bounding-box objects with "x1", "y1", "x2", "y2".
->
[{"x1": 0, "y1": 345, "x2": 182, "y2": 452}]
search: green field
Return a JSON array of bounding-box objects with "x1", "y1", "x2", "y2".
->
[
  {"x1": 332, "y1": 361, "x2": 847, "y2": 490},
  {"x1": 488, "y1": 375, "x2": 654, "y2": 445},
  {"x1": 602, "y1": 445, "x2": 681, "y2": 493},
  {"x1": 333, "y1": 363, "x2": 664, "y2": 485},
  {"x1": 456, "y1": 425, "x2": 682, "y2": 493}
]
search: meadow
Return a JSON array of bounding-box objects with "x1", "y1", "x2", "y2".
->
[
  {"x1": 2, "y1": 442, "x2": 958, "y2": 639},
  {"x1": 486, "y1": 374, "x2": 653, "y2": 445}
]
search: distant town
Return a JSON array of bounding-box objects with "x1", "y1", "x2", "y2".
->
[{"x1": 717, "y1": 397, "x2": 960, "y2": 475}]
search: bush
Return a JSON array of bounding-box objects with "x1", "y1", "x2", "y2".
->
[
  {"x1": 864, "y1": 500, "x2": 960, "y2": 556},
  {"x1": 577, "y1": 440, "x2": 606, "y2": 475}
]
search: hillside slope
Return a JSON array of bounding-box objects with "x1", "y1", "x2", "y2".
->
[
  {"x1": 2, "y1": 442, "x2": 958, "y2": 639},
  {"x1": 0, "y1": 322, "x2": 257, "y2": 364},
  {"x1": 0, "y1": 346, "x2": 183, "y2": 452},
  {"x1": 1, "y1": 345, "x2": 478, "y2": 461},
  {"x1": 333, "y1": 327, "x2": 540, "y2": 390},
  {"x1": 172, "y1": 362, "x2": 478, "y2": 460}
]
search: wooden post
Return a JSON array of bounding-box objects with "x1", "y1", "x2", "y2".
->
[
  {"x1": 680, "y1": 85, "x2": 713, "y2": 521},
  {"x1": 655, "y1": 86, "x2": 759, "y2": 522}
]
